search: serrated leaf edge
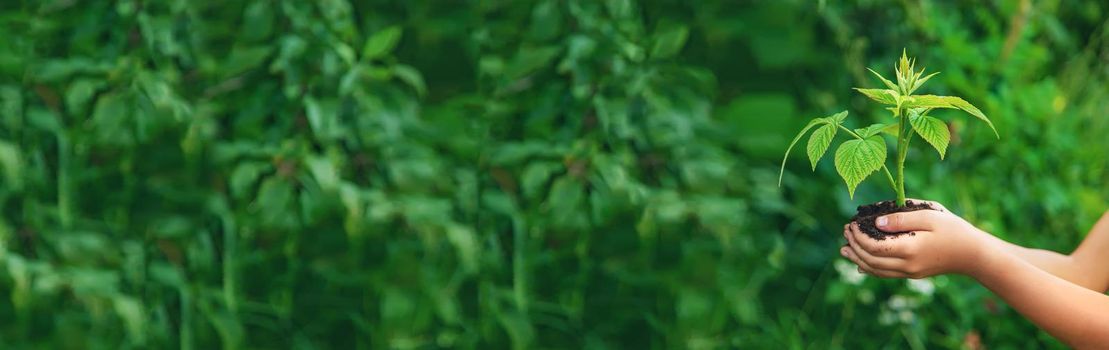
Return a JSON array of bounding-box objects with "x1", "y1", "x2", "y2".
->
[
  {"x1": 778, "y1": 111, "x2": 849, "y2": 186},
  {"x1": 909, "y1": 113, "x2": 950, "y2": 159},
  {"x1": 806, "y1": 124, "x2": 837, "y2": 170},
  {"x1": 833, "y1": 136, "x2": 886, "y2": 198}
]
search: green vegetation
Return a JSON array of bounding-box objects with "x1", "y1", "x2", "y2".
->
[
  {"x1": 0, "y1": 0, "x2": 1107, "y2": 349},
  {"x1": 780, "y1": 51, "x2": 998, "y2": 206}
]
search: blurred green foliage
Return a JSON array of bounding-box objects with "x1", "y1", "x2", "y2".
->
[{"x1": 0, "y1": 0, "x2": 1107, "y2": 349}]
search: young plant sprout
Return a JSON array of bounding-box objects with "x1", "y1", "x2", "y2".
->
[{"x1": 779, "y1": 50, "x2": 998, "y2": 238}]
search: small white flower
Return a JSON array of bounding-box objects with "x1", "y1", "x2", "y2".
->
[
  {"x1": 898, "y1": 310, "x2": 915, "y2": 323},
  {"x1": 879, "y1": 310, "x2": 896, "y2": 325},
  {"x1": 834, "y1": 259, "x2": 866, "y2": 285},
  {"x1": 907, "y1": 278, "x2": 935, "y2": 296},
  {"x1": 857, "y1": 289, "x2": 875, "y2": 304},
  {"x1": 888, "y1": 295, "x2": 909, "y2": 310}
]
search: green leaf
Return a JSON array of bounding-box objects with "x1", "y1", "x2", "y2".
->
[
  {"x1": 521, "y1": 161, "x2": 560, "y2": 200},
  {"x1": 507, "y1": 46, "x2": 561, "y2": 79},
  {"x1": 393, "y1": 64, "x2": 426, "y2": 96},
  {"x1": 90, "y1": 92, "x2": 134, "y2": 145},
  {"x1": 946, "y1": 97, "x2": 997, "y2": 138},
  {"x1": 866, "y1": 68, "x2": 898, "y2": 91},
  {"x1": 27, "y1": 108, "x2": 61, "y2": 132},
  {"x1": 854, "y1": 123, "x2": 889, "y2": 138},
  {"x1": 778, "y1": 111, "x2": 848, "y2": 185},
  {"x1": 65, "y1": 79, "x2": 104, "y2": 115},
  {"x1": 230, "y1": 161, "x2": 272, "y2": 199},
  {"x1": 902, "y1": 95, "x2": 998, "y2": 138},
  {"x1": 529, "y1": 0, "x2": 562, "y2": 41},
  {"x1": 0, "y1": 140, "x2": 23, "y2": 190},
  {"x1": 778, "y1": 119, "x2": 822, "y2": 186},
  {"x1": 899, "y1": 95, "x2": 954, "y2": 109},
  {"x1": 806, "y1": 124, "x2": 836, "y2": 170},
  {"x1": 548, "y1": 176, "x2": 586, "y2": 228},
  {"x1": 304, "y1": 96, "x2": 340, "y2": 140},
  {"x1": 363, "y1": 26, "x2": 402, "y2": 59},
  {"x1": 113, "y1": 296, "x2": 146, "y2": 343},
  {"x1": 834, "y1": 136, "x2": 886, "y2": 198},
  {"x1": 853, "y1": 88, "x2": 897, "y2": 105},
  {"x1": 339, "y1": 182, "x2": 364, "y2": 236},
  {"x1": 606, "y1": 0, "x2": 633, "y2": 18},
  {"x1": 445, "y1": 224, "x2": 479, "y2": 273},
  {"x1": 305, "y1": 155, "x2": 339, "y2": 192},
  {"x1": 651, "y1": 25, "x2": 689, "y2": 59},
  {"x1": 224, "y1": 45, "x2": 274, "y2": 76},
  {"x1": 333, "y1": 42, "x2": 357, "y2": 66},
  {"x1": 912, "y1": 71, "x2": 940, "y2": 92},
  {"x1": 909, "y1": 112, "x2": 950, "y2": 159},
  {"x1": 880, "y1": 123, "x2": 900, "y2": 137},
  {"x1": 256, "y1": 177, "x2": 297, "y2": 228}
]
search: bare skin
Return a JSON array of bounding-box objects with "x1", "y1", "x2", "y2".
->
[{"x1": 840, "y1": 201, "x2": 1109, "y2": 348}]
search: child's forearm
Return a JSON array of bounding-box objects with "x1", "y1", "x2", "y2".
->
[
  {"x1": 973, "y1": 245, "x2": 1109, "y2": 348},
  {"x1": 996, "y1": 239, "x2": 1105, "y2": 291},
  {"x1": 1070, "y1": 210, "x2": 1109, "y2": 291},
  {"x1": 996, "y1": 210, "x2": 1109, "y2": 292}
]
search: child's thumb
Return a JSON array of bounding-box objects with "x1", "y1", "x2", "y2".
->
[{"x1": 876, "y1": 211, "x2": 936, "y2": 232}]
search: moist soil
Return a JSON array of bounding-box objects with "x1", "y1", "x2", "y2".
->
[{"x1": 850, "y1": 200, "x2": 936, "y2": 240}]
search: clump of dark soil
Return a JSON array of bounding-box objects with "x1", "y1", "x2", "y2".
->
[{"x1": 850, "y1": 200, "x2": 936, "y2": 240}]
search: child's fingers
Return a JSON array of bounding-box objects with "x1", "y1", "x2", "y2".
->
[
  {"x1": 844, "y1": 225, "x2": 906, "y2": 270},
  {"x1": 839, "y1": 244, "x2": 874, "y2": 272},
  {"x1": 865, "y1": 267, "x2": 911, "y2": 279},
  {"x1": 849, "y1": 222, "x2": 909, "y2": 258},
  {"x1": 840, "y1": 245, "x2": 909, "y2": 278},
  {"x1": 876, "y1": 210, "x2": 940, "y2": 233}
]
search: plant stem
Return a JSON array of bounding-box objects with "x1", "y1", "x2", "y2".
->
[
  {"x1": 895, "y1": 108, "x2": 909, "y2": 207},
  {"x1": 882, "y1": 166, "x2": 897, "y2": 193},
  {"x1": 895, "y1": 158, "x2": 906, "y2": 206},
  {"x1": 836, "y1": 124, "x2": 863, "y2": 139}
]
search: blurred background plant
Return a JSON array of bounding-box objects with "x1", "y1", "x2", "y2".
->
[{"x1": 0, "y1": 0, "x2": 1106, "y2": 349}]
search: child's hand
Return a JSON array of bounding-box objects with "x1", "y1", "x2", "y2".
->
[{"x1": 839, "y1": 203, "x2": 998, "y2": 279}]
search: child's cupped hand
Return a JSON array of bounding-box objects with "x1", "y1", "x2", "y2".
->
[{"x1": 840, "y1": 200, "x2": 998, "y2": 279}]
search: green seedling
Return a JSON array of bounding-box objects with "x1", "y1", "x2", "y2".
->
[{"x1": 779, "y1": 50, "x2": 998, "y2": 207}]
